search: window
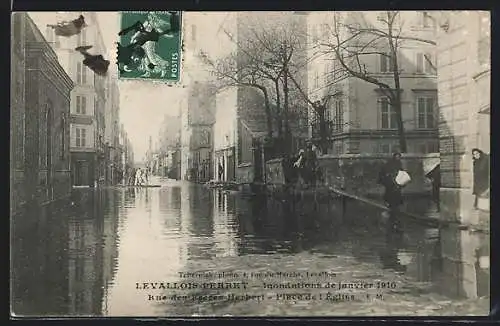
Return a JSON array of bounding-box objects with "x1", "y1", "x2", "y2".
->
[
  {"x1": 335, "y1": 142, "x2": 343, "y2": 154},
  {"x1": 421, "y1": 12, "x2": 432, "y2": 28},
  {"x1": 314, "y1": 70, "x2": 320, "y2": 88},
  {"x1": 417, "y1": 96, "x2": 435, "y2": 129},
  {"x1": 45, "y1": 26, "x2": 54, "y2": 43},
  {"x1": 380, "y1": 97, "x2": 397, "y2": 129},
  {"x1": 76, "y1": 96, "x2": 87, "y2": 114},
  {"x1": 334, "y1": 99, "x2": 344, "y2": 132},
  {"x1": 77, "y1": 29, "x2": 86, "y2": 46},
  {"x1": 379, "y1": 142, "x2": 399, "y2": 154},
  {"x1": 478, "y1": 13, "x2": 490, "y2": 66},
  {"x1": 46, "y1": 27, "x2": 60, "y2": 48},
  {"x1": 416, "y1": 53, "x2": 436, "y2": 74},
  {"x1": 380, "y1": 53, "x2": 394, "y2": 73},
  {"x1": 191, "y1": 24, "x2": 196, "y2": 42},
  {"x1": 325, "y1": 105, "x2": 332, "y2": 121},
  {"x1": 321, "y1": 23, "x2": 329, "y2": 40},
  {"x1": 418, "y1": 141, "x2": 439, "y2": 154},
  {"x1": 76, "y1": 128, "x2": 87, "y2": 147},
  {"x1": 377, "y1": 12, "x2": 386, "y2": 22},
  {"x1": 325, "y1": 62, "x2": 334, "y2": 84},
  {"x1": 77, "y1": 62, "x2": 87, "y2": 84},
  {"x1": 380, "y1": 144, "x2": 391, "y2": 153},
  {"x1": 312, "y1": 26, "x2": 319, "y2": 43}
]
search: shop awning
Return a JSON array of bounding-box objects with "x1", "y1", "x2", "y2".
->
[{"x1": 423, "y1": 156, "x2": 440, "y2": 175}]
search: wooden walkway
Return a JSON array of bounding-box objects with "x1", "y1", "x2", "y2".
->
[{"x1": 327, "y1": 187, "x2": 487, "y2": 232}]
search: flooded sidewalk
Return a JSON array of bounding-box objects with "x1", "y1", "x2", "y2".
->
[{"x1": 11, "y1": 178, "x2": 490, "y2": 317}]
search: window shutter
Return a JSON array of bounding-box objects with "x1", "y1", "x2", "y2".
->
[
  {"x1": 426, "y1": 97, "x2": 435, "y2": 128},
  {"x1": 82, "y1": 96, "x2": 87, "y2": 114},
  {"x1": 380, "y1": 54, "x2": 386, "y2": 72},
  {"x1": 416, "y1": 53, "x2": 423, "y2": 73}
]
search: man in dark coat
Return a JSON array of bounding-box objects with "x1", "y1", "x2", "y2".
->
[
  {"x1": 426, "y1": 164, "x2": 441, "y2": 211},
  {"x1": 378, "y1": 152, "x2": 404, "y2": 209},
  {"x1": 472, "y1": 148, "x2": 490, "y2": 209}
]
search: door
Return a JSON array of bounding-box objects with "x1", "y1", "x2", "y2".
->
[
  {"x1": 75, "y1": 161, "x2": 89, "y2": 186},
  {"x1": 227, "y1": 152, "x2": 235, "y2": 182},
  {"x1": 253, "y1": 140, "x2": 262, "y2": 182}
]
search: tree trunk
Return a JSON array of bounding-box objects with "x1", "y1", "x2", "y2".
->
[
  {"x1": 247, "y1": 83, "x2": 273, "y2": 139},
  {"x1": 274, "y1": 79, "x2": 283, "y2": 138},
  {"x1": 318, "y1": 106, "x2": 329, "y2": 154},
  {"x1": 388, "y1": 26, "x2": 407, "y2": 153},
  {"x1": 283, "y1": 66, "x2": 291, "y2": 153}
]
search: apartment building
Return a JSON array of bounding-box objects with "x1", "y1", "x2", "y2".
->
[
  {"x1": 307, "y1": 11, "x2": 439, "y2": 154},
  {"x1": 31, "y1": 12, "x2": 110, "y2": 186}
]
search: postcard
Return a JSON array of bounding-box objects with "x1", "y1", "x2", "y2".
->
[{"x1": 10, "y1": 10, "x2": 490, "y2": 317}]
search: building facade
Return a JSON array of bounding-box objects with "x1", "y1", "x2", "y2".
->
[
  {"x1": 104, "y1": 80, "x2": 122, "y2": 185},
  {"x1": 435, "y1": 11, "x2": 490, "y2": 219},
  {"x1": 157, "y1": 114, "x2": 181, "y2": 179},
  {"x1": 30, "y1": 12, "x2": 111, "y2": 187},
  {"x1": 10, "y1": 13, "x2": 75, "y2": 217},
  {"x1": 307, "y1": 11, "x2": 439, "y2": 154},
  {"x1": 214, "y1": 87, "x2": 238, "y2": 182},
  {"x1": 119, "y1": 124, "x2": 134, "y2": 184},
  {"x1": 181, "y1": 12, "x2": 232, "y2": 182},
  {"x1": 11, "y1": 12, "x2": 28, "y2": 216}
]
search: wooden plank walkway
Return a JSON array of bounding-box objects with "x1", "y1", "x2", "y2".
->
[{"x1": 328, "y1": 187, "x2": 489, "y2": 233}]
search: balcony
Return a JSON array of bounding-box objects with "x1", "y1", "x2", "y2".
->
[{"x1": 70, "y1": 114, "x2": 93, "y2": 125}]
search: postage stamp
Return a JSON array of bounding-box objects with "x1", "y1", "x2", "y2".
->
[{"x1": 117, "y1": 11, "x2": 182, "y2": 82}]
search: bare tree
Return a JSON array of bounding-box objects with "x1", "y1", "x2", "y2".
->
[
  {"x1": 199, "y1": 51, "x2": 274, "y2": 139},
  {"x1": 316, "y1": 11, "x2": 436, "y2": 153},
  {"x1": 202, "y1": 13, "x2": 312, "y2": 155}
]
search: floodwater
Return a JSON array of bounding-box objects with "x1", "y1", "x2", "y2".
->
[{"x1": 11, "y1": 177, "x2": 490, "y2": 317}]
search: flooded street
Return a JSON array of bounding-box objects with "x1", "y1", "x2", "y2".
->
[{"x1": 11, "y1": 177, "x2": 489, "y2": 317}]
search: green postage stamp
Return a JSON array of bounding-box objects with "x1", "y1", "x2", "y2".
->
[{"x1": 117, "y1": 11, "x2": 182, "y2": 82}]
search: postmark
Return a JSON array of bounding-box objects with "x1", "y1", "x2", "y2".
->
[{"x1": 117, "y1": 11, "x2": 182, "y2": 83}]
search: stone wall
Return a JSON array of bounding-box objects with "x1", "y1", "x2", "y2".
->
[
  {"x1": 264, "y1": 153, "x2": 439, "y2": 218},
  {"x1": 318, "y1": 153, "x2": 437, "y2": 198},
  {"x1": 236, "y1": 162, "x2": 254, "y2": 184},
  {"x1": 265, "y1": 158, "x2": 286, "y2": 185}
]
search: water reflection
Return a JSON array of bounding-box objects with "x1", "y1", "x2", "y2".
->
[{"x1": 11, "y1": 182, "x2": 490, "y2": 316}]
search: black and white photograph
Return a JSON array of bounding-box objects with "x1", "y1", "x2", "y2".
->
[{"x1": 10, "y1": 11, "x2": 490, "y2": 317}]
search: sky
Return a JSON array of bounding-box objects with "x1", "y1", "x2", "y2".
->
[{"x1": 30, "y1": 12, "x2": 185, "y2": 162}]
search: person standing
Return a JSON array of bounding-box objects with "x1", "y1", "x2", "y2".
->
[
  {"x1": 303, "y1": 142, "x2": 319, "y2": 186},
  {"x1": 134, "y1": 168, "x2": 143, "y2": 186},
  {"x1": 472, "y1": 148, "x2": 490, "y2": 209},
  {"x1": 426, "y1": 164, "x2": 441, "y2": 211},
  {"x1": 378, "y1": 152, "x2": 404, "y2": 209}
]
